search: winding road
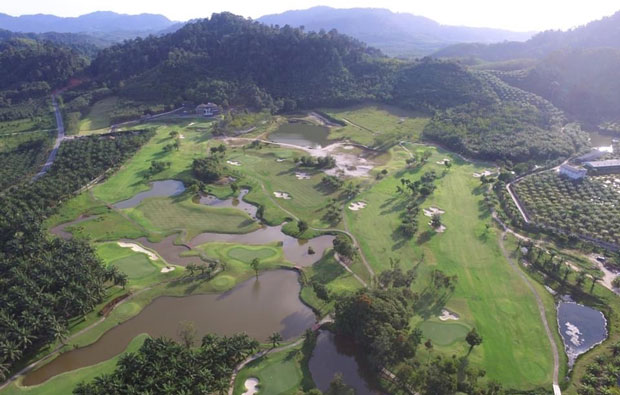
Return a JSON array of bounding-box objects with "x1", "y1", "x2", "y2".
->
[{"x1": 32, "y1": 94, "x2": 65, "y2": 181}]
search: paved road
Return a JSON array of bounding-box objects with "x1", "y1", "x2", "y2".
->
[{"x1": 32, "y1": 95, "x2": 65, "y2": 181}]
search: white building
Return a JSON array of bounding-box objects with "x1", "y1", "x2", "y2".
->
[{"x1": 559, "y1": 164, "x2": 587, "y2": 180}]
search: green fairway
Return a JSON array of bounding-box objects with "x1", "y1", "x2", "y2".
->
[
  {"x1": 419, "y1": 321, "x2": 470, "y2": 346},
  {"x1": 4, "y1": 334, "x2": 149, "y2": 395},
  {"x1": 228, "y1": 245, "x2": 276, "y2": 263},
  {"x1": 67, "y1": 211, "x2": 147, "y2": 241},
  {"x1": 126, "y1": 195, "x2": 259, "y2": 241},
  {"x1": 346, "y1": 143, "x2": 554, "y2": 388},
  {"x1": 233, "y1": 343, "x2": 312, "y2": 395}
]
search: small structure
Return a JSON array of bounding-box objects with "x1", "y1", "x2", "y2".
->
[
  {"x1": 196, "y1": 103, "x2": 220, "y2": 117},
  {"x1": 584, "y1": 159, "x2": 620, "y2": 175},
  {"x1": 576, "y1": 149, "x2": 606, "y2": 163},
  {"x1": 559, "y1": 164, "x2": 587, "y2": 180}
]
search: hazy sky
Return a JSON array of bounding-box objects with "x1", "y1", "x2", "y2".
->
[{"x1": 2, "y1": 0, "x2": 619, "y2": 31}]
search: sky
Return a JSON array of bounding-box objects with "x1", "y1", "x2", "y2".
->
[{"x1": 1, "y1": 0, "x2": 619, "y2": 31}]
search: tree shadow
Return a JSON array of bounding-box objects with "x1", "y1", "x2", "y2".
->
[{"x1": 416, "y1": 230, "x2": 435, "y2": 245}]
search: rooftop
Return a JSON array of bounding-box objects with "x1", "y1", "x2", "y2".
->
[
  {"x1": 560, "y1": 164, "x2": 586, "y2": 173},
  {"x1": 584, "y1": 159, "x2": 620, "y2": 168}
]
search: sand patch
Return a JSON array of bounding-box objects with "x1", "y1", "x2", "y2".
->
[
  {"x1": 242, "y1": 378, "x2": 259, "y2": 395},
  {"x1": 436, "y1": 158, "x2": 451, "y2": 165},
  {"x1": 348, "y1": 201, "x2": 367, "y2": 211},
  {"x1": 343, "y1": 145, "x2": 355, "y2": 150},
  {"x1": 179, "y1": 134, "x2": 185, "y2": 139},
  {"x1": 429, "y1": 223, "x2": 447, "y2": 233},
  {"x1": 295, "y1": 172, "x2": 311, "y2": 180},
  {"x1": 226, "y1": 160, "x2": 241, "y2": 166},
  {"x1": 274, "y1": 191, "x2": 292, "y2": 199},
  {"x1": 438, "y1": 309, "x2": 459, "y2": 321},
  {"x1": 473, "y1": 170, "x2": 495, "y2": 178},
  {"x1": 161, "y1": 266, "x2": 175, "y2": 273},
  {"x1": 117, "y1": 242, "x2": 158, "y2": 260},
  {"x1": 188, "y1": 122, "x2": 195, "y2": 126},
  {"x1": 276, "y1": 158, "x2": 286, "y2": 162},
  {"x1": 423, "y1": 206, "x2": 445, "y2": 217}
]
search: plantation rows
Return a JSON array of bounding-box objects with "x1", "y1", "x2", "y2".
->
[{"x1": 514, "y1": 172, "x2": 620, "y2": 244}]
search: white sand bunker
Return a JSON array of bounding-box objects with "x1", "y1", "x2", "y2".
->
[
  {"x1": 295, "y1": 172, "x2": 311, "y2": 180},
  {"x1": 161, "y1": 266, "x2": 175, "y2": 273},
  {"x1": 242, "y1": 378, "x2": 259, "y2": 395},
  {"x1": 179, "y1": 134, "x2": 185, "y2": 139},
  {"x1": 473, "y1": 170, "x2": 494, "y2": 178},
  {"x1": 274, "y1": 191, "x2": 292, "y2": 199},
  {"x1": 423, "y1": 206, "x2": 445, "y2": 217},
  {"x1": 117, "y1": 242, "x2": 158, "y2": 260},
  {"x1": 276, "y1": 158, "x2": 286, "y2": 162},
  {"x1": 436, "y1": 158, "x2": 451, "y2": 165},
  {"x1": 438, "y1": 309, "x2": 460, "y2": 321},
  {"x1": 226, "y1": 160, "x2": 241, "y2": 166},
  {"x1": 430, "y1": 223, "x2": 447, "y2": 233},
  {"x1": 343, "y1": 145, "x2": 355, "y2": 150},
  {"x1": 348, "y1": 201, "x2": 367, "y2": 211},
  {"x1": 188, "y1": 122, "x2": 195, "y2": 126}
]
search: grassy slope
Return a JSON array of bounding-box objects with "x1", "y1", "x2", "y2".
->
[
  {"x1": 347, "y1": 143, "x2": 554, "y2": 388},
  {"x1": 78, "y1": 97, "x2": 118, "y2": 133},
  {"x1": 4, "y1": 334, "x2": 149, "y2": 395}
]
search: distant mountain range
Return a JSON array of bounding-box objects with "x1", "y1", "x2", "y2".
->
[
  {"x1": 433, "y1": 10, "x2": 620, "y2": 60},
  {"x1": 258, "y1": 6, "x2": 534, "y2": 57}
]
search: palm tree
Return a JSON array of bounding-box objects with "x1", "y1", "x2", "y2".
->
[
  {"x1": 250, "y1": 258, "x2": 260, "y2": 279},
  {"x1": 575, "y1": 272, "x2": 587, "y2": 289},
  {"x1": 268, "y1": 332, "x2": 283, "y2": 348},
  {"x1": 590, "y1": 273, "x2": 602, "y2": 293}
]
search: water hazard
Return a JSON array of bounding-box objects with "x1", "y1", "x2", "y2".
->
[
  {"x1": 113, "y1": 179, "x2": 186, "y2": 209},
  {"x1": 557, "y1": 299, "x2": 608, "y2": 366},
  {"x1": 309, "y1": 330, "x2": 382, "y2": 394},
  {"x1": 23, "y1": 270, "x2": 315, "y2": 386},
  {"x1": 269, "y1": 122, "x2": 330, "y2": 148}
]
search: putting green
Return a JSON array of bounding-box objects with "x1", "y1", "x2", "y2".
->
[
  {"x1": 110, "y1": 254, "x2": 157, "y2": 280},
  {"x1": 228, "y1": 246, "x2": 276, "y2": 264},
  {"x1": 419, "y1": 321, "x2": 470, "y2": 346}
]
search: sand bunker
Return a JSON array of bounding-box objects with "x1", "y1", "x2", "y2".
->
[
  {"x1": 430, "y1": 223, "x2": 447, "y2": 233},
  {"x1": 276, "y1": 158, "x2": 286, "y2": 162},
  {"x1": 343, "y1": 145, "x2": 355, "y2": 150},
  {"x1": 274, "y1": 191, "x2": 292, "y2": 200},
  {"x1": 473, "y1": 170, "x2": 495, "y2": 178},
  {"x1": 188, "y1": 122, "x2": 195, "y2": 126},
  {"x1": 242, "y1": 378, "x2": 259, "y2": 395},
  {"x1": 423, "y1": 206, "x2": 445, "y2": 217},
  {"x1": 348, "y1": 201, "x2": 367, "y2": 211},
  {"x1": 161, "y1": 267, "x2": 176, "y2": 273},
  {"x1": 117, "y1": 242, "x2": 158, "y2": 260},
  {"x1": 179, "y1": 134, "x2": 185, "y2": 139},
  {"x1": 438, "y1": 309, "x2": 460, "y2": 321},
  {"x1": 295, "y1": 172, "x2": 311, "y2": 180},
  {"x1": 226, "y1": 160, "x2": 241, "y2": 166},
  {"x1": 436, "y1": 158, "x2": 451, "y2": 165}
]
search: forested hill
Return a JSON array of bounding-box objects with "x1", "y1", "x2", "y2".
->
[
  {"x1": 258, "y1": 6, "x2": 533, "y2": 58},
  {"x1": 434, "y1": 10, "x2": 620, "y2": 61}
]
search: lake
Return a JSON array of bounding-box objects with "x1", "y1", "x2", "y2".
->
[
  {"x1": 557, "y1": 300, "x2": 607, "y2": 367},
  {"x1": 113, "y1": 180, "x2": 185, "y2": 209},
  {"x1": 269, "y1": 122, "x2": 330, "y2": 148}
]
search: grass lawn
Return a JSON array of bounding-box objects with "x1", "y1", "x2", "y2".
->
[
  {"x1": 126, "y1": 195, "x2": 259, "y2": 241},
  {"x1": 67, "y1": 211, "x2": 147, "y2": 241},
  {"x1": 3, "y1": 334, "x2": 149, "y2": 395},
  {"x1": 78, "y1": 97, "x2": 118, "y2": 133},
  {"x1": 233, "y1": 342, "x2": 314, "y2": 395},
  {"x1": 322, "y1": 105, "x2": 429, "y2": 148},
  {"x1": 346, "y1": 143, "x2": 554, "y2": 389}
]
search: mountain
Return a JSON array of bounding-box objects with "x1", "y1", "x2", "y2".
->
[
  {"x1": 434, "y1": 10, "x2": 620, "y2": 60},
  {"x1": 0, "y1": 11, "x2": 176, "y2": 34},
  {"x1": 257, "y1": 6, "x2": 533, "y2": 57}
]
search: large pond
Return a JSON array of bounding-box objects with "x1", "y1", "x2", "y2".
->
[
  {"x1": 113, "y1": 180, "x2": 186, "y2": 209},
  {"x1": 557, "y1": 300, "x2": 608, "y2": 366},
  {"x1": 23, "y1": 270, "x2": 315, "y2": 386},
  {"x1": 189, "y1": 224, "x2": 335, "y2": 267},
  {"x1": 198, "y1": 188, "x2": 258, "y2": 218},
  {"x1": 269, "y1": 122, "x2": 330, "y2": 148},
  {"x1": 308, "y1": 331, "x2": 382, "y2": 394}
]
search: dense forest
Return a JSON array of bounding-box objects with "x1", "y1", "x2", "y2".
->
[
  {"x1": 0, "y1": 131, "x2": 153, "y2": 379},
  {"x1": 73, "y1": 335, "x2": 258, "y2": 393}
]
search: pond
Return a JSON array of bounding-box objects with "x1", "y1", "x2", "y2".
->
[
  {"x1": 189, "y1": 225, "x2": 335, "y2": 267},
  {"x1": 557, "y1": 300, "x2": 608, "y2": 367},
  {"x1": 587, "y1": 130, "x2": 618, "y2": 149},
  {"x1": 308, "y1": 331, "x2": 382, "y2": 394},
  {"x1": 198, "y1": 188, "x2": 258, "y2": 218},
  {"x1": 113, "y1": 180, "x2": 186, "y2": 209},
  {"x1": 269, "y1": 122, "x2": 330, "y2": 148},
  {"x1": 23, "y1": 270, "x2": 315, "y2": 386}
]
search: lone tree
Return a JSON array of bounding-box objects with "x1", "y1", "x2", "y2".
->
[
  {"x1": 466, "y1": 328, "x2": 483, "y2": 353},
  {"x1": 268, "y1": 332, "x2": 283, "y2": 348},
  {"x1": 250, "y1": 258, "x2": 260, "y2": 278},
  {"x1": 169, "y1": 130, "x2": 179, "y2": 139},
  {"x1": 612, "y1": 275, "x2": 620, "y2": 289},
  {"x1": 297, "y1": 220, "x2": 308, "y2": 235},
  {"x1": 431, "y1": 213, "x2": 442, "y2": 229},
  {"x1": 575, "y1": 271, "x2": 587, "y2": 289}
]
